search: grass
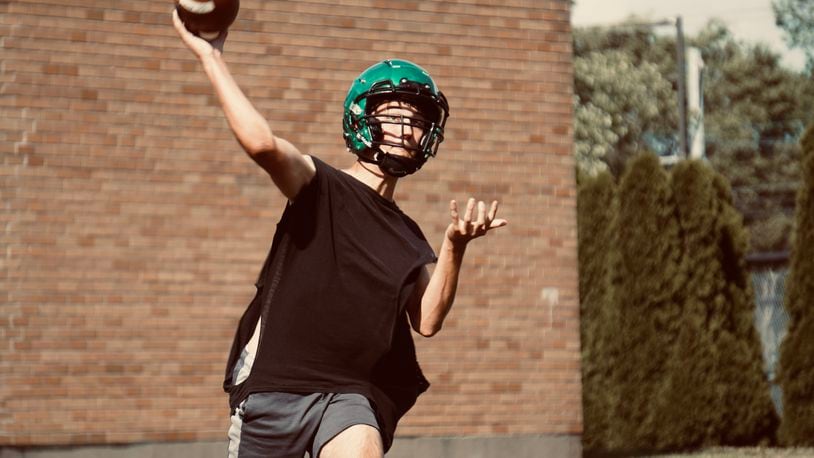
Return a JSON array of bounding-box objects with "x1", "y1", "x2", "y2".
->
[{"x1": 645, "y1": 448, "x2": 814, "y2": 457}]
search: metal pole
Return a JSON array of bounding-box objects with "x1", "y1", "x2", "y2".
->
[{"x1": 675, "y1": 16, "x2": 688, "y2": 158}]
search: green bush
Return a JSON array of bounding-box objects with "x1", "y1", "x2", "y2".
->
[
  {"x1": 710, "y1": 170, "x2": 778, "y2": 446},
  {"x1": 608, "y1": 153, "x2": 684, "y2": 451},
  {"x1": 654, "y1": 161, "x2": 775, "y2": 449},
  {"x1": 578, "y1": 156, "x2": 778, "y2": 454},
  {"x1": 655, "y1": 160, "x2": 723, "y2": 450},
  {"x1": 778, "y1": 123, "x2": 814, "y2": 446},
  {"x1": 577, "y1": 171, "x2": 618, "y2": 451}
]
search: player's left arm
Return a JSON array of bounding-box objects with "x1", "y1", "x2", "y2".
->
[{"x1": 407, "y1": 198, "x2": 508, "y2": 337}]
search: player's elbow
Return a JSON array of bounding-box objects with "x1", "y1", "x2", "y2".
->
[
  {"x1": 418, "y1": 322, "x2": 442, "y2": 338},
  {"x1": 244, "y1": 136, "x2": 290, "y2": 176},
  {"x1": 243, "y1": 135, "x2": 279, "y2": 159}
]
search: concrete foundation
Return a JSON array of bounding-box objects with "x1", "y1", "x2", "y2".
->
[{"x1": 0, "y1": 435, "x2": 582, "y2": 458}]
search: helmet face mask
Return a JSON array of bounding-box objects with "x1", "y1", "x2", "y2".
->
[
  {"x1": 363, "y1": 107, "x2": 442, "y2": 159},
  {"x1": 343, "y1": 59, "x2": 449, "y2": 176}
]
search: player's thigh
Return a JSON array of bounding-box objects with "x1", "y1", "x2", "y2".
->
[
  {"x1": 313, "y1": 393, "x2": 382, "y2": 458},
  {"x1": 318, "y1": 423, "x2": 383, "y2": 458},
  {"x1": 230, "y1": 392, "x2": 323, "y2": 458}
]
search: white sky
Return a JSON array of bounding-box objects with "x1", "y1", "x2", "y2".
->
[{"x1": 571, "y1": 0, "x2": 806, "y2": 71}]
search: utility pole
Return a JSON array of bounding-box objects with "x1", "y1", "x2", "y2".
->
[
  {"x1": 686, "y1": 47, "x2": 706, "y2": 159},
  {"x1": 674, "y1": 16, "x2": 689, "y2": 158},
  {"x1": 582, "y1": 16, "x2": 697, "y2": 163}
]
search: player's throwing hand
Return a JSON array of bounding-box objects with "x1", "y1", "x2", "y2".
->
[{"x1": 172, "y1": 9, "x2": 227, "y2": 57}]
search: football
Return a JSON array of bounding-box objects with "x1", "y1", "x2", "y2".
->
[{"x1": 175, "y1": 0, "x2": 239, "y2": 39}]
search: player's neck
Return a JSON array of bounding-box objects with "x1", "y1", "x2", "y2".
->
[{"x1": 343, "y1": 160, "x2": 398, "y2": 202}]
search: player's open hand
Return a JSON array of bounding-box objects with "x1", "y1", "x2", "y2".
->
[
  {"x1": 446, "y1": 198, "x2": 508, "y2": 248},
  {"x1": 172, "y1": 9, "x2": 227, "y2": 58}
]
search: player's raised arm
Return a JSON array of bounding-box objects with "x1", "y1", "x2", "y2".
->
[{"x1": 171, "y1": 10, "x2": 315, "y2": 201}]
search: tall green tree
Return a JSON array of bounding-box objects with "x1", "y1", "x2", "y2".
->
[
  {"x1": 574, "y1": 25, "x2": 678, "y2": 176},
  {"x1": 773, "y1": 0, "x2": 814, "y2": 73},
  {"x1": 697, "y1": 22, "x2": 811, "y2": 251},
  {"x1": 608, "y1": 153, "x2": 684, "y2": 451},
  {"x1": 577, "y1": 171, "x2": 618, "y2": 451},
  {"x1": 778, "y1": 123, "x2": 814, "y2": 445},
  {"x1": 574, "y1": 50, "x2": 674, "y2": 175},
  {"x1": 625, "y1": 160, "x2": 777, "y2": 451},
  {"x1": 573, "y1": 20, "x2": 814, "y2": 251},
  {"x1": 655, "y1": 160, "x2": 723, "y2": 450},
  {"x1": 710, "y1": 170, "x2": 779, "y2": 446}
]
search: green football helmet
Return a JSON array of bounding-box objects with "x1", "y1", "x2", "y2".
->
[{"x1": 342, "y1": 59, "x2": 449, "y2": 177}]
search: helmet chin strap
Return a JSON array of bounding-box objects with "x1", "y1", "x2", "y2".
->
[{"x1": 357, "y1": 149, "x2": 426, "y2": 178}]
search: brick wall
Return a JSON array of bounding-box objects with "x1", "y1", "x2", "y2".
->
[{"x1": 1, "y1": 0, "x2": 579, "y2": 447}]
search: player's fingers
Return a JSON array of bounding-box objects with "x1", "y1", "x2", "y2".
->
[
  {"x1": 475, "y1": 201, "x2": 486, "y2": 230},
  {"x1": 172, "y1": 8, "x2": 185, "y2": 32},
  {"x1": 450, "y1": 200, "x2": 460, "y2": 224},
  {"x1": 172, "y1": 8, "x2": 198, "y2": 43},
  {"x1": 172, "y1": 8, "x2": 190, "y2": 34},
  {"x1": 487, "y1": 201, "x2": 499, "y2": 223},
  {"x1": 463, "y1": 197, "x2": 475, "y2": 224},
  {"x1": 487, "y1": 218, "x2": 508, "y2": 230}
]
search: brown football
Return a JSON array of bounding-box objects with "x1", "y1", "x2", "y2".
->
[{"x1": 175, "y1": 0, "x2": 239, "y2": 38}]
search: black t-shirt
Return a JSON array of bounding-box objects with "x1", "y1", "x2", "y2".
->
[{"x1": 223, "y1": 156, "x2": 436, "y2": 451}]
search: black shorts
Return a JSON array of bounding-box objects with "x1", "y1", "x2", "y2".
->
[{"x1": 227, "y1": 392, "x2": 381, "y2": 458}]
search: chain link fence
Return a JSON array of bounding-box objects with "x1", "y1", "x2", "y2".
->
[{"x1": 748, "y1": 252, "x2": 790, "y2": 416}]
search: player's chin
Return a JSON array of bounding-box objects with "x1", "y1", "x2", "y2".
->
[{"x1": 383, "y1": 146, "x2": 418, "y2": 159}]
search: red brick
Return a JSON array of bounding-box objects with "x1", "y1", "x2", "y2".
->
[{"x1": 1, "y1": 0, "x2": 579, "y2": 447}]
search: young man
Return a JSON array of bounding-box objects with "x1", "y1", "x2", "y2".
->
[{"x1": 172, "y1": 11, "x2": 507, "y2": 458}]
